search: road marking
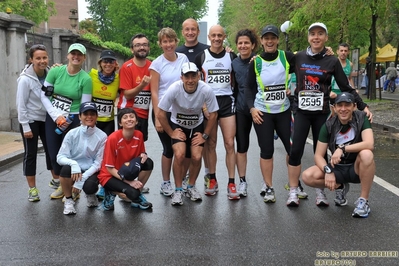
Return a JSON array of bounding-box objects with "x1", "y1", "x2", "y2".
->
[{"x1": 306, "y1": 137, "x2": 399, "y2": 196}]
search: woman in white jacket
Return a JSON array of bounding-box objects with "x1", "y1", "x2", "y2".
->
[{"x1": 16, "y1": 44, "x2": 56, "y2": 202}]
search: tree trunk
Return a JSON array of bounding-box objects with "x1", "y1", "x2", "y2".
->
[{"x1": 369, "y1": 0, "x2": 378, "y2": 101}]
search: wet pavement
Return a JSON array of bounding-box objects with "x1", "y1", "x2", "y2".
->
[{"x1": 0, "y1": 125, "x2": 399, "y2": 265}]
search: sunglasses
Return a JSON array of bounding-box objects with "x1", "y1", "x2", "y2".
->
[{"x1": 102, "y1": 58, "x2": 116, "y2": 63}]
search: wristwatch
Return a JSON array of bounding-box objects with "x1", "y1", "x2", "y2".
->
[
  {"x1": 337, "y1": 144, "x2": 346, "y2": 153},
  {"x1": 324, "y1": 165, "x2": 332, "y2": 174},
  {"x1": 202, "y1": 133, "x2": 209, "y2": 140}
]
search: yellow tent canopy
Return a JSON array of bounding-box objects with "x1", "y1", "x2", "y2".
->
[{"x1": 359, "y1": 44, "x2": 398, "y2": 64}]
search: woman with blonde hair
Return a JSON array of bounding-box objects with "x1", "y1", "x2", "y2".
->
[{"x1": 150, "y1": 27, "x2": 189, "y2": 197}]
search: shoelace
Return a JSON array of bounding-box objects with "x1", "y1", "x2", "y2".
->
[{"x1": 355, "y1": 199, "x2": 367, "y2": 209}]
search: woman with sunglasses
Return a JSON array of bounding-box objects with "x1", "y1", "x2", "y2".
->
[
  {"x1": 41, "y1": 43, "x2": 93, "y2": 200},
  {"x1": 89, "y1": 50, "x2": 120, "y2": 136},
  {"x1": 16, "y1": 44, "x2": 57, "y2": 202}
]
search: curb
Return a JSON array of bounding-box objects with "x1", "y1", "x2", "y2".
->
[
  {"x1": 372, "y1": 122, "x2": 399, "y2": 133},
  {"x1": 0, "y1": 145, "x2": 43, "y2": 169}
]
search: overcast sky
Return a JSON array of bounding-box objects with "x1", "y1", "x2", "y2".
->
[{"x1": 77, "y1": 0, "x2": 219, "y2": 30}]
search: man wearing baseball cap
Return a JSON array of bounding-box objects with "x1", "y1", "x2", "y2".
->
[
  {"x1": 157, "y1": 62, "x2": 219, "y2": 205},
  {"x1": 56, "y1": 102, "x2": 107, "y2": 215},
  {"x1": 301, "y1": 92, "x2": 375, "y2": 218}
]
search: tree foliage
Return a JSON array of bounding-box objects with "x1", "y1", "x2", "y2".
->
[
  {"x1": 0, "y1": 0, "x2": 56, "y2": 25},
  {"x1": 79, "y1": 19, "x2": 99, "y2": 35},
  {"x1": 86, "y1": 0, "x2": 207, "y2": 56},
  {"x1": 219, "y1": 0, "x2": 399, "y2": 99}
]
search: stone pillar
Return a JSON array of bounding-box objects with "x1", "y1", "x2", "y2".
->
[{"x1": 0, "y1": 13, "x2": 34, "y2": 131}]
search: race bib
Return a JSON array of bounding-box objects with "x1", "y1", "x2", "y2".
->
[
  {"x1": 176, "y1": 113, "x2": 199, "y2": 127},
  {"x1": 51, "y1": 94, "x2": 72, "y2": 114},
  {"x1": 93, "y1": 97, "x2": 113, "y2": 118},
  {"x1": 207, "y1": 69, "x2": 231, "y2": 85},
  {"x1": 134, "y1": 91, "x2": 151, "y2": 110},
  {"x1": 298, "y1": 90, "x2": 323, "y2": 111},
  {"x1": 262, "y1": 84, "x2": 286, "y2": 105}
]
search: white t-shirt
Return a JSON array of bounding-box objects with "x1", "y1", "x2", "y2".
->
[
  {"x1": 149, "y1": 52, "x2": 189, "y2": 101},
  {"x1": 158, "y1": 80, "x2": 219, "y2": 129}
]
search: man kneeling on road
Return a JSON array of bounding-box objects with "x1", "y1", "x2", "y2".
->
[
  {"x1": 157, "y1": 62, "x2": 218, "y2": 206},
  {"x1": 302, "y1": 93, "x2": 375, "y2": 218}
]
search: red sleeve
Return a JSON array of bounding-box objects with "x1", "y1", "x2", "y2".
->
[
  {"x1": 119, "y1": 64, "x2": 134, "y2": 90},
  {"x1": 103, "y1": 133, "x2": 117, "y2": 168}
]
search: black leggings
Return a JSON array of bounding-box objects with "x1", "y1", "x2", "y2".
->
[
  {"x1": 151, "y1": 110, "x2": 173, "y2": 158},
  {"x1": 235, "y1": 110, "x2": 253, "y2": 153},
  {"x1": 59, "y1": 165, "x2": 99, "y2": 195},
  {"x1": 96, "y1": 120, "x2": 115, "y2": 136},
  {"x1": 289, "y1": 111, "x2": 329, "y2": 166},
  {"x1": 45, "y1": 113, "x2": 81, "y2": 176},
  {"x1": 103, "y1": 157, "x2": 153, "y2": 201},
  {"x1": 20, "y1": 121, "x2": 52, "y2": 176},
  {"x1": 253, "y1": 109, "x2": 291, "y2": 159}
]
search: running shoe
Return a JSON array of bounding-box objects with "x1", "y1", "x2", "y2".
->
[
  {"x1": 62, "y1": 192, "x2": 80, "y2": 202},
  {"x1": 49, "y1": 178, "x2": 60, "y2": 189},
  {"x1": 286, "y1": 191, "x2": 299, "y2": 206},
  {"x1": 50, "y1": 186, "x2": 64, "y2": 199},
  {"x1": 316, "y1": 188, "x2": 329, "y2": 206},
  {"x1": 63, "y1": 198, "x2": 76, "y2": 215},
  {"x1": 182, "y1": 175, "x2": 189, "y2": 192},
  {"x1": 227, "y1": 183, "x2": 240, "y2": 200},
  {"x1": 160, "y1": 181, "x2": 174, "y2": 197},
  {"x1": 204, "y1": 173, "x2": 210, "y2": 187},
  {"x1": 97, "y1": 190, "x2": 115, "y2": 211},
  {"x1": 334, "y1": 183, "x2": 350, "y2": 206},
  {"x1": 237, "y1": 181, "x2": 248, "y2": 197},
  {"x1": 96, "y1": 186, "x2": 105, "y2": 200},
  {"x1": 204, "y1": 179, "x2": 219, "y2": 196},
  {"x1": 28, "y1": 187, "x2": 40, "y2": 202},
  {"x1": 142, "y1": 187, "x2": 150, "y2": 193},
  {"x1": 260, "y1": 182, "x2": 267, "y2": 196},
  {"x1": 185, "y1": 186, "x2": 202, "y2": 201},
  {"x1": 171, "y1": 190, "x2": 184, "y2": 206},
  {"x1": 284, "y1": 181, "x2": 308, "y2": 199},
  {"x1": 131, "y1": 194, "x2": 153, "y2": 210},
  {"x1": 263, "y1": 186, "x2": 276, "y2": 203},
  {"x1": 352, "y1": 197, "x2": 370, "y2": 218},
  {"x1": 86, "y1": 194, "x2": 99, "y2": 208}
]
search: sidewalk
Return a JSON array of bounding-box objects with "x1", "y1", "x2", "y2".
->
[{"x1": 0, "y1": 131, "x2": 26, "y2": 168}]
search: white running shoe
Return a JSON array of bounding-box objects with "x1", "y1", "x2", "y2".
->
[
  {"x1": 63, "y1": 198, "x2": 76, "y2": 215},
  {"x1": 316, "y1": 188, "x2": 329, "y2": 206},
  {"x1": 160, "y1": 181, "x2": 174, "y2": 197},
  {"x1": 171, "y1": 190, "x2": 183, "y2": 206}
]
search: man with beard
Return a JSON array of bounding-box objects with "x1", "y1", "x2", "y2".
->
[{"x1": 118, "y1": 33, "x2": 152, "y2": 141}]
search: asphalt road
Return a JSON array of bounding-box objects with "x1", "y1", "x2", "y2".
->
[{"x1": 0, "y1": 126, "x2": 398, "y2": 266}]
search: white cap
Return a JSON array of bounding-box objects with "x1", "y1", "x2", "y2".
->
[
  {"x1": 308, "y1": 22, "x2": 328, "y2": 35},
  {"x1": 181, "y1": 62, "x2": 198, "y2": 74}
]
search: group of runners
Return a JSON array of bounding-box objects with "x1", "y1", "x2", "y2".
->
[{"x1": 17, "y1": 18, "x2": 375, "y2": 218}]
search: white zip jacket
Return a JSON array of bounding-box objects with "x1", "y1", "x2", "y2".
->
[
  {"x1": 16, "y1": 64, "x2": 49, "y2": 133},
  {"x1": 57, "y1": 125, "x2": 107, "y2": 190}
]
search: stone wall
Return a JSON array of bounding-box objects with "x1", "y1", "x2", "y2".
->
[{"x1": 0, "y1": 12, "x2": 128, "y2": 132}]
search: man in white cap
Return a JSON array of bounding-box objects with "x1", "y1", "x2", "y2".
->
[
  {"x1": 301, "y1": 93, "x2": 374, "y2": 218},
  {"x1": 157, "y1": 62, "x2": 219, "y2": 206}
]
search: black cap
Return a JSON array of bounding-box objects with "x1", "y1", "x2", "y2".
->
[
  {"x1": 100, "y1": 50, "x2": 116, "y2": 60},
  {"x1": 261, "y1": 25, "x2": 279, "y2": 37},
  {"x1": 79, "y1": 102, "x2": 98, "y2": 114},
  {"x1": 118, "y1": 157, "x2": 142, "y2": 181},
  {"x1": 335, "y1": 93, "x2": 354, "y2": 104}
]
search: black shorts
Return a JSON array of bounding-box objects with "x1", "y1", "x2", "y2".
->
[
  {"x1": 171, "y1": 122, "x2": 204, "y2": 158},
  {"x1": 332, "y1": 164, "x2": 360, "y2": 184},
  {"x1": 216, "y1": 95, "x2": 235, "y2": 118},
  {"x1": 135, "y1": 116, "x2": 149, "y2": 142}
]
